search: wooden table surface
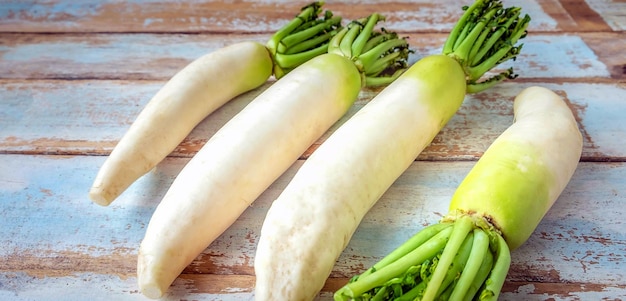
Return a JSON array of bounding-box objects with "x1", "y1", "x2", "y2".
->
[{"x1": 1, "y1": 1, "x2": 625, "y2": 300}]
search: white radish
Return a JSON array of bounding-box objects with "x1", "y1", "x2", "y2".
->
[
  {"x1": 335, "y1": 85, "x2": 582, "y2": 301},
  {"x1": 90, "y1": 42, "x2": 271, "y2": 206},
  {"x1": 254, "y1": 54, "x2": 466, "y2": 301},
  {"x1": 89, "y1": 2, "x2": 340, "y2": 206},
  {"x1": 254, "y1": 1, "x2": 530, "y2": 299},
  {"x1": 450, "y1": 85, "x2": 583, "y2": 251},
  {"x1": 137, "y1": 14, "x2": 410, "y2": 299}
]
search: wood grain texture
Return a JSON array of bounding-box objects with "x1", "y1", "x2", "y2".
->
[
  {"x1": 0, "y1": 0, "x2": 561, "y2": 34},
  {"x1": 1, "y1": 155, "x2": 625, "y2": 300},
  {"x1": 0, "y1": 32, "x2": 619, "y2": 81},
  {"x1": 2, "y1": 81, "x2": 625, "y2": 161},
  {"x1": 1, "y1": 0, "x2": 624, "y2": 299}
]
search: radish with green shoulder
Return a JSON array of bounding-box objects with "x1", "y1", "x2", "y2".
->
[
  {"x1": 334, "y1": 86, "x2": 582, "y2": 301},
  {"x1": 89, "y1": 2, "x2": 341, "y2": 206},
  {"x1": 136, "y1": 13, "x2": 410, "y2": 299},
  {"x1": 254, "y1": 0, "x2": 530, "y2": 300}
]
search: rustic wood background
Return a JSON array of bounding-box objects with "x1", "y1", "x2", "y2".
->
[{"x1": 1, "y1": 0, "x2": 625, "y2": 300}]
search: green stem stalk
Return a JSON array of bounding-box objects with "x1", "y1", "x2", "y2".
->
[
  {"x1": 443, "y1": 0, "x2": 530, "y2": 93},
  {"x1": 266, "y1": 1, "x2": 343, "y2": 78},
  {"x1": 327, "y1": 13, "x2": 410, "y2": 87},
  {"x1": 449, "y1": 229, "x2": 490, "y2": 300},
  {"x1": 334, "y1": 226, "x2": 453, "y2": 300},
  {"x1": 333, "y1": 2, "x2": 530, "y2": 300},
  {"x1": 421, "y1": 216, "x2": 473, "y2": 300},
  {"x1": 477, "y1": 234, "x2": 511, "y2": 300},
  {"x1": 358, "y1": 223, "x2": 452, "y2": 279}
]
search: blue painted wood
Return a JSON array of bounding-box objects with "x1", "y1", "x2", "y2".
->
[
  {"x1": 1, "y1": 155, "x2": 625, "y2": 299},
  {"x1": 0, "y1": 0, "x2": 561, "y2": 33},
  {"x1": 1, "y1": 81, "x2": 624, "y2": 161},
  {"x1": 0, "y1": 0, "x2": 624, "y2": 299},
  {"x1": 0, "y1": 33, "x2": 614, "y2": 80}
]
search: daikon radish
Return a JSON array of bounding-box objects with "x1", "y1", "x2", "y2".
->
[
  {"x1": 89, "y1": 2, "x2": 341, "y2": 206},
  {"x1": 137, "y1": 13, "x2": 410, "y2": 299},
  {"x1": 254, "y1": 0, "x2": 530, "y2": 300},
  {"x1": 335, "y1": 86, "x2": 582, "y2": 301}
]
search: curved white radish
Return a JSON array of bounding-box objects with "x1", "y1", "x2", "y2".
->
[
  {"x1": 335, "y1": 86, "x2": 582, "y2": 300},
  {"x1": 136, "y1": 13, "x2": 410, "y2": 299},
  {"x1": 137, "y1": 53, "x2": 361, "y2": 299},
  {"x1": 254, "y1": 54, "x2": 466, "y2": 301},
  {"x1": 254, "y1": 1, "x2": 531, "y2": 299},
  {"x1": 449, "y1": 85, "x2": 583, "y2": 250},
  {"x1": 89, "y1": 2, "x2": 341, "y2": 206},
  {"x1": 90, "y1": 42, "x2": 272, "y2": 206}
]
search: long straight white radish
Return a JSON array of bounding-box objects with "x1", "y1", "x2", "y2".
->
[
  {"x1": 137, "y1": 14, "x2": 410, "y2": 299},
  {"x1": 255, "y1": 54, "x2": 466, "y2": 301},
  {"x1": 89, "y1": 2, "x2": 341, "y2": 206},
  {"x1": 336, "y1": 85, "x2": 582, "y2": 301},
  {"x1": 254, "y1": 1, "x2": 530, "y2": 300}
]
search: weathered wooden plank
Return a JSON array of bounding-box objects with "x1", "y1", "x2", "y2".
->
[
  {"x1": 584, "y1": 0, "x2": 626, "y2": 31},
  {"x1": 0, "y1": 32, "x2": 617, "y2": 80},
  {"x1": 1, "y1": 0, "x2": 622, "y2": 300},
  {"x1": 581, "y1": 32, "x2": 626, "y2": 81},
  {"x1": 1, "y1": 154, "x2": 625, "y2": 299},
  {"x1": 0, "y1": 0, "x2": 565, "y2": 34},
  {"x1": 556, "y1": 0, "x2": 614, "y2": 31},
  {"x1": 0, "y1": 33, "x2": 261, "y2": 80},
  {"x1": 1, "y1": 81, "x2": 624, "y2": 160},
  {"x1": 2, "y1": 273, "x2": 626, "y2": 301}
]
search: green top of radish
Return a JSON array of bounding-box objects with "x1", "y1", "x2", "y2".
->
[
  {"x1": 266, "y1": 1, "x2": 342, "y2": 78},
  {"x1": 267, "y1": 2, "x2": 410, "y2": 86},
  {"x1": 328, "y1": 13, "x2": 411, "y2": 87},
  {"x1": 443, "y1": 0, "x2": 531, "y2": 93}
]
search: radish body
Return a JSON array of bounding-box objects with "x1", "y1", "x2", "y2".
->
[
  {"x1": 254, "y1": 1, "x2": 527, "y2": 300},
  {"x1": 255, "y1": 1, "x2": 531, "y2": 299},
  {"x1": 90, "y1": 42, "x2": 272, "y2": 206},
  {"x1": 334, "y1": 86, "x2": 582, "y2": 300},
  {"x1": 450, "y1": 85, "x2": 583, "y2": 250},
  {"x1": 136, "y1": 12, "x2": 410, "y2": 299},
  {"x1": 137, "y1": 53, "x2": 361, "y2": 299},
  {"x1": 89, "y1": 2, "x2": 341, "y2": 206},
  {"x1": 254, "y1": 54, "x2": 466, "y2": 301}
]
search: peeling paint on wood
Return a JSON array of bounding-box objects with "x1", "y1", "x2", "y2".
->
[
  {"x1": 2, "y1": 81, "x2": 624, "y2": 161},
  {"x1": 0, "y1": 33, "x2": 618, "y2": 80},
  {"x1": 1, "y1": 0, "x2": 624, "y2": 299},
  {"x1": 1, "y1": 155, "x2": 626, "y2": 299},
  {"x1": 0, "y1": 0, "x2": 562, "y2": 33}
]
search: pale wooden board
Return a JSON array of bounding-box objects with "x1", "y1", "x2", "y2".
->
[
  {"x1": 1, "y1": 154, "x2": 625, "y2": 300},
  {"x1": 0, "y1": 34, "x2": 258, "y2": 80},
  {"x1": 1, "y1": 0, "x2": 624, "y2": 299},
  {"x1": 0, "y1": 0, "x2": 562, "y2": 33},
  {"x1": 585, "y1": 0, "x2": 626, "y2": 31},
  {"x1": 0, "y1": 32, "x2": 618, "y2": 80},
  {"x1": 1, "y1": 81, "x2": 624, "y2": 161}
]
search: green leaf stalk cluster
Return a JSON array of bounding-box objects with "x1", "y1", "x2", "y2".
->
[
  {"x1": 328, "y1": 14, "x2": 411, "y2": 87},
  {"x1": 333, "y1": 1, "x2": 531, "y2": 300},
  {"x1": 267, "y1": 1, "x2": 342, "y2": 78},
  {"x1": 443, "y1": 0, "x2": 531, "y2": 93}
]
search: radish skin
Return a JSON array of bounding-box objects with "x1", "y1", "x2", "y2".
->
[
  {"x1": 255, "y1": 1, "x2": 531, "y2": 299},
  {"x1": 254, "y1": 54, "x2": 466, "y2": 301},
  {"x1": 90, "y1": 42, "x2": 272, "y2": 206},
  {"x1": 137, "y1": 12, "x2": 410, "y2": 299},
  {"x1": 89, "y1": 2, "x2": 341, "y2": 206},
  {"x1": 335, "y1": 86, "x2": 582, "y2": 300},
  {"x1": 137, "y1": 53, "x2": 362, "y2": 299},
  {"x1": 449, "y1": 86, "x2": 583, "y2": 250}
]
